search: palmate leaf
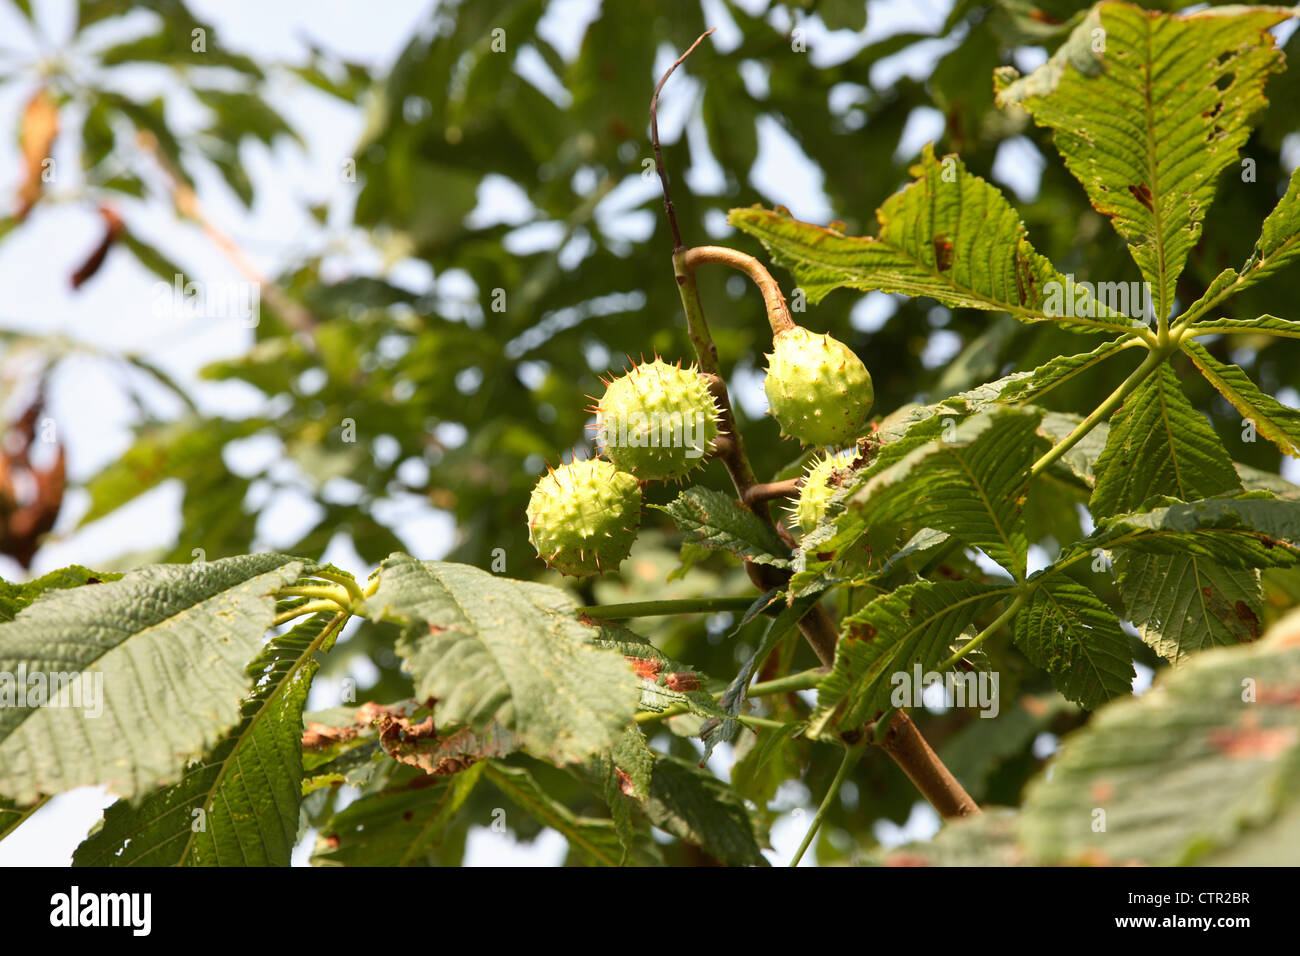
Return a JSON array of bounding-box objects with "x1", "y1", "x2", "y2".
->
[
  {"x1": 653, "y1": 487, "x2": 790, "y2": 568},
  {"x1": 1014, "y1": 576, "x2": 1134, "y2": 709},
  {"x1": 995, "y1": 2, "x2": 1291, "y2": 320},
  {"x1": 730, "y1": 145, "x2": 1129, "y2": 334},
  {"x1": 809, "y1": 579, "x2": 1007, "y2": 739},
  {"x1": 0, "y1": 555, "x2": 304, "y2": 804},
  {"x1": 72, "y1": 612, "x2": 344, "y2": 866},
  {"x1": 1182, "y1": 340, "x2": 1300, "y2": 457},
  {"x1": 363, "y1": 555, "x2": 640, "y2": 766},
  {"x1": 1020, "y1": 613, "x2": 1300, "y2": 865}
]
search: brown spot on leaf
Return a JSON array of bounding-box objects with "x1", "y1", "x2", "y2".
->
[
  {"x1": 1127, "y1": 183, "x2": 1153, "y2": 211},
  {"x1": 1234, "y1": 601, "x2": 1261, "y2": 639},
  {"x1": 1208, "y1": 724, "x2": 1297, "y2": 759},
  {"x1": 932, "y1": 234, "x2": 953, "y2": 272},
  {"x1": 1090, "y1": 779, "x2": 1116, "y2": 803}
]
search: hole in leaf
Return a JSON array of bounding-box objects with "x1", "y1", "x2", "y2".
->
[{"x1": 1213, "y1": 72, "x2": 1234, "y2": 91}]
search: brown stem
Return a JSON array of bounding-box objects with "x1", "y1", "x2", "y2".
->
[
  {"x1": 743, "y1": 478, "x2": 801, "y2": 507},
  {"x1": 683, "y1": 245, "x2": 794, "y2": 335},
  {"x1": 878, "y1": 711, "x2": 981, "y2": 818},
  {"x1": 649, "y1": 28, "x2": 715, "y2": 253}
]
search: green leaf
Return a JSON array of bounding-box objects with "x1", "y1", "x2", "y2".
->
[
  {"x1": 1090, "y1": 363, "x2": 1242, "y2": 517},
  {"x1": 78, "y1": 418, "x2": 265, "y2": 527},
  {"x1": 72, "y1": 611, "x2": 343, "y2": 866},
  {"x1": 312, "y1": 763, "x2": 484, "y2": 867},
  {"x1": 595, "y1": 725, "x2": 657, "y2": 862},
  {"x1": 0, "y1": 555, "x2": 304, "y2": 804},
  {"x1": 988, "y1": 338, "x2": 1140, "y2": 408},
  {"x1": 995, "y1": 2, "x2": 1290, "y2": 320},
  {"x1": 363, "y1": 555, "x2": 640, "y2": 766},
  {"x1": 729, "y1": 145, "x2": 1127, "y2": 333},
  {"x1": 731, "y1": 722, "x2": 805, "y2": 809},
  {"x1": 1015, "y1": 576, "x2": 1134, "y2": 709},
  {"x1": 1073, "y1": 493, "x2": 1300, "y2": 659},
  {"x1": 483, "y1": 761, "x2": 639, "y2": 867},
  {"x1": 642, "y1": 755, "x2": 768, "y2": 866},
  {"x1": 821, "y1": 407, "x2": 1046, "y2": 578},
  {"x1": 1185, "y1": 315, "x2": 1300, "y2": 340},
  {"x1": 120, "y1": 230, "x2": 187, "y2": 284},
  {"x1": 1020, "y1": 615, "x2": 1300, "y2": 864},
  {"x1": 1180, "y1": 164, "x2": 1300, "y2": 324},
  {"x1": 1183, "y1": 340, "x2": 1300, "y2": 458},
  {"x1": 701, "y1": 592, "x2": 807, "y2": 758},
  {"x1": 1238, "y1": 160, "x2": 1300, "y2": 287},
  {"x1": 1119, "y1": 553, "x2": 1260, "y2": 662},
  {"x1": 1087, "y1": 362, "x2": 1259, "y2": 660},
  {"x1": 653, "y1": 487, "x2": 790, "y2": 568},
  {"x1": 1083, "y1": 494, "x2": 1300, "y2": 569},
  {"x1": 0, "y1": 795, "x2": 43, "y2": 841},
  {"x1": 0, "y1": 566, "x2": 120, "y2": 623},
  {"x1": 809, "y1": 579, "x2": 1006, "y2": 739},
  {"x1": 586, "y1": 618, "x2": 724, "y2": 720}
]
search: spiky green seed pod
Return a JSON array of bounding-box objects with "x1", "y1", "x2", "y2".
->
[
  {"x1": 527, "y1": 459, "x2": 641, "y2": 577},
  {"x1": 764, "y1": 326, "x2": 873, "y2": 447},
  {"x1": 790, "y1": 449, "x2": 858, "y2": 534},
  {"x1": 594, "y1": 358, "x2": 721, "y2": 481}
]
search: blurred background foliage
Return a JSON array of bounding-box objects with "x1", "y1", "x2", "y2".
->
[{"x1": 1, "y1": 0, "x2": 1298, "y2": 864}]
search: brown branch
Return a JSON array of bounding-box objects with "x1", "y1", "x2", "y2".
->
[
  {"x1": 878, "y1": 711, "x2": 981, "y2": 818},
  {"x1": 650, "y1": 28, "x2": 715, "y2": 253},
  {"x1": 650, "y1": 34, "x2": 978, "y2": 819}
]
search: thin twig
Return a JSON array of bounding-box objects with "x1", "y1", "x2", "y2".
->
[{"x1": 650, "y1": 28, "x2": 715, "y2": 253}]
